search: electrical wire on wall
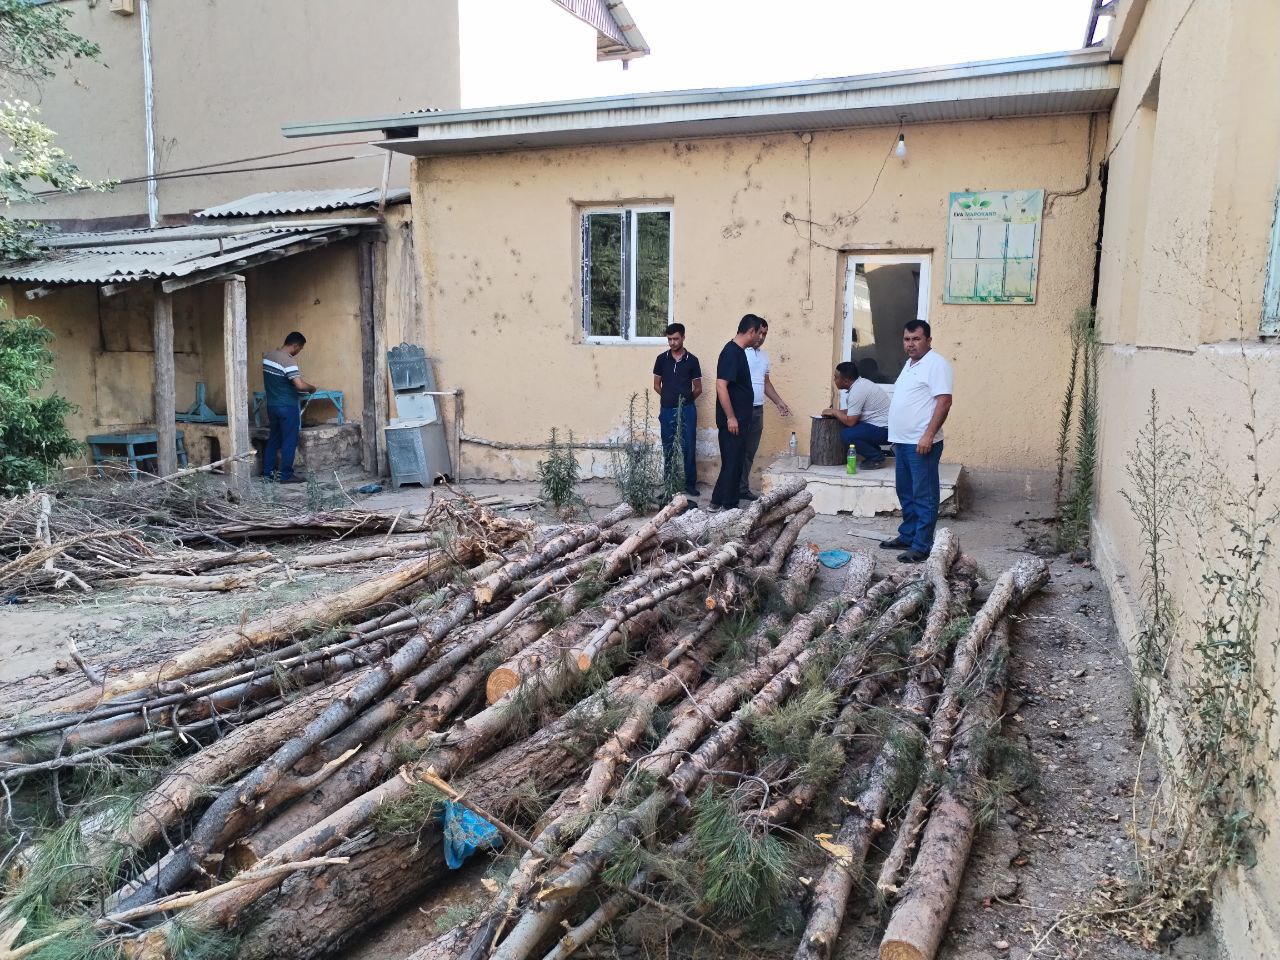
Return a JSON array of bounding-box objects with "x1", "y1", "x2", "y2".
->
[
  {"x1": 1045, "y1": 112, "x2": 1098, "y2": 216},
  {"x1": 781, "y1": 120, "x2": 905, "y2": 306},
  {"x1": 29, "y1": 138, "x2": 386, "y2": 199}
]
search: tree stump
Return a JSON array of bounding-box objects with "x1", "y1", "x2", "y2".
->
[{"x1": 810, "y1": 416, "x2": 846, "y2": 466}]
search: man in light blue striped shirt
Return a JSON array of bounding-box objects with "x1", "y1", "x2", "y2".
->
[{"x1": 261, "y1": 331, "x2": 316, "y2": 483}]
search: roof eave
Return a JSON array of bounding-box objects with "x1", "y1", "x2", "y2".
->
[
  {"x1": 339, "y1": 57, "x2": 1121, "y2": 158},
  {"x1": 281, "y1": 48, "x2": 1114, "y2": 142}
]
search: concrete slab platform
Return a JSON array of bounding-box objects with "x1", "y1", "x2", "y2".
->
[{"x1": 761, "y1": 456, "x2": 963, "y2": 517}]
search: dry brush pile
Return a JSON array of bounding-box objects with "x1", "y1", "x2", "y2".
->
[{"x1": 0, "y1": 478, "x2": 1048, "y2": 960}]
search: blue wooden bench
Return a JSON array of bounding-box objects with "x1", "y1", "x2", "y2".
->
[{"x1": 88, "y1": 431, "x2": 189, "y2": 480}]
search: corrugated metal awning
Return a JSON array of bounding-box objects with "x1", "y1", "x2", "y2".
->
[
  {"x1": 282, "y1": 49, "x2": 1119, "y2": 155},
  {"x1": 549, "y1": 0, "x2": 649, "y2": 61},
  {"x1": 195, "y1": 188, "x2": 410, "y2": 219},
  {"x1": 0, "y1": 219, "x2": 377, "y2": 293}
]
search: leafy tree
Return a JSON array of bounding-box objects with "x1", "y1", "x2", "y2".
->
[
  {"x1": 0, "y1": 315, "x2": 80, "y2": 491},
  {"x1": 0, "y1": 2, "x2": 107, "y2": 489},
  {"x1": 0, "y1": 0, "x2": 106, "y2": 261}
]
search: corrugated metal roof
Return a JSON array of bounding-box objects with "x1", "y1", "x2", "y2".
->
[
  {"x1": 549, "y1": 0, "x2": 648, "y2": 60},
  {"x1": 195, "y1": 188, "x2": 410, "y2": 219},
  {"x1": 0, "y1": 221, "x2": 372, "y2": 287},
  {"x1": 281, "y1": 49, "x2": 1119, "y2": 155}
]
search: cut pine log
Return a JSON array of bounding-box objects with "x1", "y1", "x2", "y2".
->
[
  {"x1": 792, "y1": 535, "x2": 959, "y2": 960},
  {"x1": 878, "y1": 618, "x2": 1016, "y2": 960},
  {"x1": 876, "y1": 556, "x2": 1046, "y2": 898},
  {"x1": 59, "y1": 543, "x2": 502, "y2": 712}
]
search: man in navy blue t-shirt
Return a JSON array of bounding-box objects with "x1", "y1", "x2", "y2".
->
[
  {"x1": 710, "y1": 314, "x2": 765, "y2": 509},
  {"x1": 652, "y1": 323, "x2": 702, "y2": 498}
]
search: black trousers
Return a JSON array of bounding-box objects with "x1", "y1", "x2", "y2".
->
[{"x1": 712, "y1": 417, "x2": 749, "y2": 508}]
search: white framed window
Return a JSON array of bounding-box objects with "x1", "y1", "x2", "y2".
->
[{"x1": 581, "y1": 205, "x2": 673, "y2": 342}]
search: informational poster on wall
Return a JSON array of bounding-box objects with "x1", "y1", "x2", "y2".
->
[{"x1": 944, "y1": 188, "x2": 1044, "y2": 304}]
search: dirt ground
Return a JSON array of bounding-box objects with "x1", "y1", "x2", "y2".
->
[{"x1": 0, "y1": 471, "x2": 1221, "y2": 960}]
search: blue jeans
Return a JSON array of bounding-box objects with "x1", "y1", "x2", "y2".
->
[
  {"x1": 894, "y1": 441, "x2": 944, "y2": 554},
  {"x1": 840, "y1": 422, "x2": 889, "y2": 463},
  {"x1": 264, "y1": 404, "x2": 301, "y2": 480},
  {"x1": 659, "y1": 403, "x2": 698, "y2": 495}
]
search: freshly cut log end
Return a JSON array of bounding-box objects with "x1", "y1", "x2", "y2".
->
[{"x1": 879, "y1": 943, "x2": 926, "y2": 960}]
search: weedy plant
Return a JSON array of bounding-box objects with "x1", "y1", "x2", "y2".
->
[
  {"x1": 536, "y1": 428, "x2": 582, "y2": 514},
  {"x1": 1070, "y1": 383, "x2": 1279, "y2": 948},
  {"x1": 1056, "y1": 307, "x2": 1101, "y2": 553},
  {"x1": 609, "y1": 393, "x2": 664, "y2": 512}
]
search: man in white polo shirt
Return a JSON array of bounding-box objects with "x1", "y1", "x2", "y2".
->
[
  {"x1": 881, "y1": 320, "x2": 953, "y2": 563},
  {"x1": 739, "y1": 318, "x2": 792, "y2": 501}
]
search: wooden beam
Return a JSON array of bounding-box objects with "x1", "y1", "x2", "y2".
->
[
  {"x1": 24, "y1": 286, "x2": 56, "y2": 301},
  {"x1": 222, "y1": 276, "x2": 250, "y2": 484},
  {"x1": 159, "y1": 228, "x2": 360, "y2": 293},
  {"x1": 152, "y1": 288, "x2": 178, "y2": 475},
  {"x1": 371, "y1": 235, "x2": 389, "y2": 477},
  {"x1": 358, "y1": 239, "x2": 383, "y2": 476}
]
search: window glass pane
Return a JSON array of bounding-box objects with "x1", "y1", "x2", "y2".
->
[
  {"x1": 634, "y1": 211, "x2": 671, "y2": 338},
  {"x1": 586, "y1": 213, "x2": 623, "y2": 337}
]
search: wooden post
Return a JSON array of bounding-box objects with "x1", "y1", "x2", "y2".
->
[
  {"x1": 151, "y1": 288, "x2": 178, "y2": 475},
  {"x1": 359, "y1": 235, "x2": 388, "y2": 477},
  {"x1": 222, "y1": 276, "x2": 250, "y2": 484}
]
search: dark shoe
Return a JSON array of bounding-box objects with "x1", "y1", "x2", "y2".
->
[
  {"x1": 706, "y1": 503, "x2": 724, "y2": 513},
  {"x1": 879, "y1": 537, "x2": 910, "y2": 550},
  {"x1": 278, "y1": 476, "x2": 306, "y2": 485},
  {"x1": 688, "y1": 487, "x2": 702, "y2": 497},
  {"x1": 738, "y1": 490, "x2": 760, "y2": 502},
  {"x1": 897, "y1": 549, "x2": 928, "y2": 564},
  {"x1": 861, "y1": 458, "x2": 888, "y2": 470}
]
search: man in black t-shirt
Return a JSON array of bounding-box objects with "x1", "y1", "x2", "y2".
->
[
  {"x1": 652, "y1": 323, "x2": 702, "y2": 498},
  {"x1": 710, "y1": 314, "x2": 765, "y2": 509}
]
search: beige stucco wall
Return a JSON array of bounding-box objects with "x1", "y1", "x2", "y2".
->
[
  {"x1": 410, "y1": 114, "x2": 1103, "y2": 480},
  {"x1": 15, "y1": 0, "x2": 460, "y2": 222},
  {"x1": 1093, "y1": 1, "x2": 1280, "y2": 956}
]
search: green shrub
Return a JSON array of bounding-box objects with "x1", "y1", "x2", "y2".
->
[{"x1": 0, "y1": 314, "x2": 81, "y2": 492}]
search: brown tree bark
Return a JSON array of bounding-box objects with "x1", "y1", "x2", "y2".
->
[
  {"x1": 877, "y1": 620, "x2": 1014, "y2": 960},
  {"x1": 876, "y1": 557, "x2": 1045, "y2": 897},
  {"x1": 810, "y1": 416, "x2": 847, "y2": 466},
  {"x1": 60, "y1": 546, "x2": 492, "y2": 712}
]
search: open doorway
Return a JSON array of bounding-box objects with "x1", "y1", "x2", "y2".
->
[{"x1": 841, "y1": 254, "x2": 930, "y2": 383}]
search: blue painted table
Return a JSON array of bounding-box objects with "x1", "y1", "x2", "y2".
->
[
  {"x1": 88, "y1": 431, "x2": 189, "y2": 480},
  {"x1": 251, "y1": 390, "x2": 345, "y2": 427}
]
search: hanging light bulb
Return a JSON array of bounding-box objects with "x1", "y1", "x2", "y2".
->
[{"x1": 895, "y1": 132, "x2": 907, "y2": 158}]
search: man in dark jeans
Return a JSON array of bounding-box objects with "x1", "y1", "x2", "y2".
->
[
  {"x1": 881, "y1": 320, "x2": 953, "y2": 563},
  {"x1": 261, "y1": 331, "x2": 317, "y2": 483},
  {"x1": 821, "y1": 361, "x2": 891, "y2": 469},
  {"x1": 652, "y1": 323, "x2": 702, "y2": 499},
  {"x1": 710, "y1": 314, "x2": 764, "y2": 510}
]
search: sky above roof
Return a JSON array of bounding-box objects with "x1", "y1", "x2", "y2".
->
[{"x1": 463, "y1": 0, "x2": 1099, "y2": 108}]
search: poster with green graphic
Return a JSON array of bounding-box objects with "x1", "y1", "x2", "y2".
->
[{"x1": 944, "y1": 189, "x2": 1044, "y2": 304}]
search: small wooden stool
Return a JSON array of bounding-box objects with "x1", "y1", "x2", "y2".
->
[{"x1": 809, "y1": 416, "x2": 847, "y2": 466}]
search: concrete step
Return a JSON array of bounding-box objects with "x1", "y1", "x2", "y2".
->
[{"x1": 762, "y1": 456, "x2": 963, "y2": 518}]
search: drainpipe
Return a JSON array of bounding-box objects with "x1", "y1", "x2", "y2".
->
[{"x1": 140, "y1": 0, "x2": 159, "y2": 227}]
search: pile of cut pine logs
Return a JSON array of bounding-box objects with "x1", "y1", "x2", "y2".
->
[{"x1": 0, "y1": 482, "x2": 1047, "y2": 960}]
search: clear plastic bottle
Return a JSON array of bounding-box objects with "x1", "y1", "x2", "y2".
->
[{"x1": 788, "y1": 431, "x2": 798, "y2": 467}]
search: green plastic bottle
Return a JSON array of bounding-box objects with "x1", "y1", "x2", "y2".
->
[{"x1": 846, "y1": 444, "x2": 858, "y2": 475}]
